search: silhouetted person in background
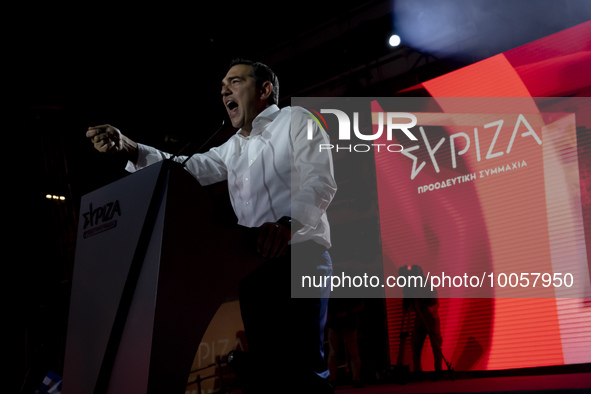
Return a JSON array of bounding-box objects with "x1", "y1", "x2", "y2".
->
[
  {"x1": 399, "y1": 265, "x2": 443, "y2": 380},
  {"x1": 327, "y1": 298, "x2": 364, "y2": 389}
]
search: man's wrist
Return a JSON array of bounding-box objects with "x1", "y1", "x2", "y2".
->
[
  {"x1": 121, "y1": 136, "x2": 139, "y2": 163},
  {"x1": 277, "y1": 216, "x2": 303, "y2": 233}
]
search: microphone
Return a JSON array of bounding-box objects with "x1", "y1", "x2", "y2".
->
[{"x1": 169, "y1": 120, "x2": 226, "y2": 166}]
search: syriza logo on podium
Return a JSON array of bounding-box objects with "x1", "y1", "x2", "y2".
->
[{"x1": 82, "y1": 200, "x2": 122, "y2": 238}]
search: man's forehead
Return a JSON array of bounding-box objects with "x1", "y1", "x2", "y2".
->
[{"x1": 223, "y1": 64, "x2": 254, "y2": 81}]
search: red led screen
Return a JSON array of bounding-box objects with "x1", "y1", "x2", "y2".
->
[{"x1": 377, "y1": 21, "x2": 591, "y2": 371}]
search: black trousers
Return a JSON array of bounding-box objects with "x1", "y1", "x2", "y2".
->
[
  {"x1": 412, "y1": 304, "x2": 443, "y2": 373},
  {"x1": 238, "y1": 242, "x2": 333, "y2": 393}
]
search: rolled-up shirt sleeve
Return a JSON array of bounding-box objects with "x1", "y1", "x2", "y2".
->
[
  {"x1": 125, "y1": 143, "x2": 228, "y2": 186},
  {"x1": 290, "y1": 108, "x2": 337, "y2": 230}
]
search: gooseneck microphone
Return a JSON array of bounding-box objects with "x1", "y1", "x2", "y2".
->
[{"x1": 168, "y1": 120, "x2": 226, "y2": 166}]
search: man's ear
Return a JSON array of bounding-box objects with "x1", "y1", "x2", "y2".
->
[{"x1": 259, "y1": 81, "x2": 273, "y2": 101}]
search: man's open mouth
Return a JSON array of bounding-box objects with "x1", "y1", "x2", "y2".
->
[{"x1": 227, "y1": 100, "x2": 239, "y2": 114}]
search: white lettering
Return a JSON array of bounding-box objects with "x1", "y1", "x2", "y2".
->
[
  {"x1": 321, "y1": 109, "x2": 351, "y2": 139},
  {"x1": 354, "y1": 112, "x2": 383, "y2": 140},
  {"x1": 507, "y1": 114, "x2": 542, "y2": 153},
  {"x1": 387, "y1": 112, "x2": 418, "y2": 141},
  {"x1": 420, "y1": 126, "x2": 445, "y2": 173},
  {"x1": 401, "y1": 145, "x2": 426, "y2": 180},
  {"x1": 484, "y1": 119, "x2": 504, "y2": 159},
  {"x1": 450, "y1": 132, "x2": 470, "y2": 169}
]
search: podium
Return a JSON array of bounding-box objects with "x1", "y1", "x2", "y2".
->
[{"x1": 63, "y1": 160, "x2": 263, "y2": 394}]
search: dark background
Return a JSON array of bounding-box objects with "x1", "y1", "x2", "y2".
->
[{"x1": 12, "y1": 1, "x2": 591, "y2": 392}]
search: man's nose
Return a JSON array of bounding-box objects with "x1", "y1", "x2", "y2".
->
[{"x1": 221, "y1": 84, "x2": 231, "y2": 96}]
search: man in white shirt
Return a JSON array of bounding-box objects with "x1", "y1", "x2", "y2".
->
[{"x1": 87, "y1": 59, "x2": 337, "y2": 393}]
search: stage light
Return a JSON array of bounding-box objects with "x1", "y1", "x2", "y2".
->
[
  {"x1": 46, "y1": 194, "x2": 66, "y2": 201},
  {"x1": 389, "y1": 34, "x2": 401, "y2": 47}
]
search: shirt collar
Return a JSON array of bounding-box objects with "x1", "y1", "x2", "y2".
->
[{"x1": 236, "y1": 104, "x2": 281, "y2": 138}]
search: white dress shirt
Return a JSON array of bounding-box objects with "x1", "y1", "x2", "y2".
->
[{"x1": 126, "y1": 105, "x2": 337, "y2": 248}]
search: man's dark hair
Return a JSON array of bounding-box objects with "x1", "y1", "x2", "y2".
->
[{"x1": 229, "y1": 58, "x2": 279, "y2": 105}]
